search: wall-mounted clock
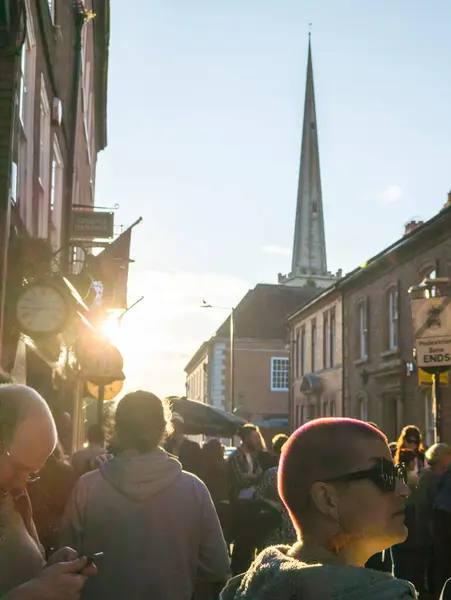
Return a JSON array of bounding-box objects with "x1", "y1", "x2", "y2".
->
[{"x1": 16, "y1": 282, "x2": 69, "y2": 337}]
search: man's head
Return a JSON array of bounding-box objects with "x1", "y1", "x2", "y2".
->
[
  {"x1": 115, "y1": 391, "x2": 171, "y2": 454},
  {"x1": 87, "y1": 424, "x2": 104, "y2": 446},
  {"x1": 238, "y1": 424, "x2": 260, "y2": 452},
  {"x1": 279, "y1": 418, "x2": 409, "y2": 562},
  {"x1": 0, "y1": 385, "x2": 57, "y2": 492},
  {"x1": 272, "y1": 434, "x2": 289, "y2": 458},
  {"x1": 426, "y1": 443, "x2": 451, "y2": 473}
]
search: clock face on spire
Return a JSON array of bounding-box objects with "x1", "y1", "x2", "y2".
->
[{"x1": 16, "y1": 283, "x2": 69, "y2": 336}]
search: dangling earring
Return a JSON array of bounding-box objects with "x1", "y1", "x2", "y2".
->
[{"x1": 328, "y1": 522, "x2": 354, "y2": 554}]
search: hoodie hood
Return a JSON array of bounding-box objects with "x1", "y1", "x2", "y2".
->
[
  {"x1": 100, "y1": 447, "x2": 182, "y2": 501},
  {"x1": 221, "y1": 546, "x2": 417, "y2": 600}
]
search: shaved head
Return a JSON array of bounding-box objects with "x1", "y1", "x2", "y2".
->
[
  {"x1": 0, "y1": 385, "x2": 57, "y2": 491},
  {"x1": 279, "y1": 418, "x2": 386, "y2": 534}
]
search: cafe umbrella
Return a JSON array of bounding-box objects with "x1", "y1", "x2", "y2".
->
[{"x1": 168, "y1": 397, "x2": 245, "y2": 437}]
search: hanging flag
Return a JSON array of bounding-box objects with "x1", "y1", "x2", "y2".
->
[{"x1": 90, "y1": 218, "x2": 142, "y2": 310}]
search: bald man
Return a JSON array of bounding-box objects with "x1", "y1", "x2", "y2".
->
[{"x1": 0, "y1": 385, "x2": 94, "y2": 600}]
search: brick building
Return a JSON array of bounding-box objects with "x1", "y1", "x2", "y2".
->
[
  {"x1": 286, "y1": 199, "x2": 451, "y2": 445},
  {"x1": 342, "y1": 200, "x2": 451, "y2": 444},
  {"x1": 0, "y1": 0, "x2": 118, "y2": 450},
  {"x1": 185, "y1": 284, "x2": 318, "y2": 436},
  {"x1": 287, "y1": 287, "x2": 343, "y2": 430}
]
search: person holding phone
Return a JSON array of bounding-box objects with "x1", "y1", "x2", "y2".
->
[{"x1": 0, "y1": 384, "x2": 95, "y2": 599}]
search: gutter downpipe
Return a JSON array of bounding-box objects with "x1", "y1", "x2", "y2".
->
[{"x1": 60, "y1": 3, "x2": 85, "y2": 275}]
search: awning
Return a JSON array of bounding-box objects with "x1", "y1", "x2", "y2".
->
[{"x1": 300, "y1": 374, "x2": 323, "y2": 394}]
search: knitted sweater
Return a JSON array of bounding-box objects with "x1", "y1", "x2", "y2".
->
[{"x1": 221, "y1": 546, "x2": 418, "y2": 600}]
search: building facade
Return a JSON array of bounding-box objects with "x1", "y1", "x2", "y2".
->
[
  {"x1": 286, "y1": 200, "x2": 451, "y2": 445},
  {"x1": 0, "y1": 0, "x2": 123, "y2": 450},
  {"x1": 185, "y1": 284, "x2": 318, "y2": 437},
  {"x1": 342, "y1": 205, "x2": 451, "y2": 444},
  {"x1": 287, "y1": 288, "x2": 343, "y2": 430}
]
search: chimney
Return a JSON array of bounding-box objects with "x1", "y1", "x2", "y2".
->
[{"x1": 404, "y1": 220, "x2": 424, "y2": 236}]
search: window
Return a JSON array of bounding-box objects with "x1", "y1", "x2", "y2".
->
[
  {"x1": 50, "y1": 137, "x2": 64, "y2": 249},
  {"x1": 47, "y1": 0, "x2": 55, "y2": 23},
  {"x1": 322, "y1": 401, "x2": 328, "y2": 416},
  {"x1": 359, "y1": 396, "x2": 369, "y2": 421},
  {"x1": 300, "y1": 405, "x2": 304, "y2": 425},
  {"x1": 18, "y1": 40, "x2": 29, "y2": 128},
  {"x1": 323, "y1": 312, "x2": 330, "y2": 369},
  {"x1": 271, "y1": 357, "x2": 289, "y2": 391},
  {"x1": 330, "y1": 310, "x2": 336, "y2": 367},
  {"x1": 388, "y1": 288, "x2": 399, "y2": 350},
  {"x1": 312, "y1": 202, "x2": 318, "y2": 214},
  {"x1": 311, "y1": 320, "x2": 317, "y2": 372},
  {"x1": 299, "y1": 328, "x2": 305, "y2": 376},
  {"x1": 38, "y1": 76, "x2": 51, "y2": 238},
  {"x1": 330, "y1": 399, "x2": 336, "y2": 417},
  {"x1": 358, "y1": 302, "x2": 368, "y2": 359},
  {"x1": 295, "y1": 330, "x2": 300, "y2": 378},
  {"x1": 295, "y1": 405, "x2": 300, "y2": 429}
]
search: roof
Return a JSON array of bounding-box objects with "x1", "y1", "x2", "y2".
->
[
  {"x1": 184, "y1": 284, "x2": 319, "y2": 374},
  {"x1": 287, "y1": 203, "x2": 451, "y2": 323},
  {"x1": 92, "y1": 0, "x2": 110, "y2": 152},
  {"x1": 216, "y1": 284, "x2": 319, "y2": 339}
]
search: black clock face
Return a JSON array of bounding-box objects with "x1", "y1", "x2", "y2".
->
[{"x1": 16, "y1": 284, "x2": 67, "y2": 334}]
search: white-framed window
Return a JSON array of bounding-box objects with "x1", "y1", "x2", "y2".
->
[
  {"x1": 311, "y1": 320, "x2": 317, "y2": 372},
  {"x1": 50, "y1": 136, "x2": 64, "y2": 250},
  {"x1": 359, "y1": 302, "x2": 368, "y2": 359},
  {"x1": 271, "y1": 357, "x2": 289, "y2": 391},
  {"x1": 388, "y1": 288, "x2": 399, "y2": 350},
  {"x1": 299, "y1": 328, "x2": 305, "y2": 376},
  {"x1": 359, "y1": 396, "x2": 369, "y2": 421},
  {"x1": 16, "y1": 4, "x2": 37, "y2": 231},
  {"x1": 47, "y1": 0, "x2": 55, "y2": 23},
  {"x1": 330, "y1": 310, "x2": 336, "y2": 367},
  {"x1": 330, "y1": 399, "x2": 336, "y2": 417},
  {"x1": 323, "y1": 312, "x2": 330, "y2": 369},
  {"x1": 38, "y1": 76, "x2": 51, "y2": 238}
]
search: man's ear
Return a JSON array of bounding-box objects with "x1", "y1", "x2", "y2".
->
[{"x1": 310, "y1": 482, "x2": 340, "y2": 520}]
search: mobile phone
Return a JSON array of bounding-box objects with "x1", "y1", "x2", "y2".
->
[{"x1": 86, "y1": 552, "x2": 104, "y2": 566}]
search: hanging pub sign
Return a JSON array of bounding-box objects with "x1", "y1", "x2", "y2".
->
[{"x1": 71, "y1": 210, "x2": 114, "y2": 240}]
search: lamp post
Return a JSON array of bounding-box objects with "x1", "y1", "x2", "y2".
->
[
  {"x1": 201, "y1": 301, "x2": 235, "y2": 413},
  {"x1": 409, "y1": 277, "x2": 451, "y2": 443}
]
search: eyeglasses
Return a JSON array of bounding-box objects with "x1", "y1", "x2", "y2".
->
[
  {"x1": 1, "y1": 442, "x2": 40, "y2": 485},
  {"x1": 406, "y1": 438, "x2": 419, "y2": 445},
  {"x1": 323, "y1": 457, "x2": 407, "y2": 494}
]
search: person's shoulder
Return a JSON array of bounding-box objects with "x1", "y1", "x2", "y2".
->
[{"x1": 178, "y1": 470, "x2": 210, "y2": 496}]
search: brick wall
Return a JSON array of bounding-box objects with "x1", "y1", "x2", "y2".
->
[{"x1": 344, "y1": 233, "x2": 451, "y2": 443}]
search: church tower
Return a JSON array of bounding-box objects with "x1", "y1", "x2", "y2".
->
[{"x1": 279, "y1": 37, "x2": 337, "y2": 289}]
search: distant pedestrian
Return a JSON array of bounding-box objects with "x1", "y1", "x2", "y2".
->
[
  {"x1": 71, "y1": 424, "x2": 106, "y2": 478},
  {"x1": 61, "y1": 391, "x2": 230, "y2": 600},
  {"x1": 28, "y1": 441, "x2": 76, "y2": 558},
  {"x1": 271, "y1": 434, "x2": 289, "y2": 466},
  {"x1": 394, "y1": 425, "x2": 426, "y2": 474},
  {"x1": 164, "y1": 413, "x2": 203, "y2": 478},
  {"x1": 228, "y1": 424, "x2": 262, "y2": 575},
  {"x1": 202, "y1": 439, "x2": 231, "y2": 542}
]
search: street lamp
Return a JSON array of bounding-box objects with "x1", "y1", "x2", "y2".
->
[
  {"x1": 409, "y1": 277, "x2": 451, "y2": 442},
  {"x1": 201, "y1": 300, "x2": 235, "y2": 413}
]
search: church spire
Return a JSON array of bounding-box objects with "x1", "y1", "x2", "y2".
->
[{"x1": 279, "y1": 36, "x2": 336, "y2": 289}]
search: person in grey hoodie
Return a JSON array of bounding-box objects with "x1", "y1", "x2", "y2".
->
[
  {"x1": 60, "y1": 391, "x2": 230, "y2": 600},
  {"x1": 221, "y1": 418, "x2": 418, "y2": 600}
]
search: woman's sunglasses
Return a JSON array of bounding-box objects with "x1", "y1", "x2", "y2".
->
[
  {"x1": 324, "y1": 457, "x2": 407, "y2": 494},
  {"x1": 406, "y1": 437, "x2": 419, "y2": 445}
]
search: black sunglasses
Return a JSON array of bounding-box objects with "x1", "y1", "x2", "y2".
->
[
  {"x1": 323, "y1": 457, "x2": 407, "y2": 494},
  {"x1": 406, "y1": 437, "x2": 419, "y2": 445}
]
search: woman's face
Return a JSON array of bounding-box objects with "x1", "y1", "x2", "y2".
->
[
  {"x1": 335, "y1": 436, "x2": 409, "y2": 559},
  {"x1": 404, "y1": 432, "x2": 420, "y2": 451}
]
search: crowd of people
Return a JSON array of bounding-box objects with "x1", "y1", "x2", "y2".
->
[{"x1": 2, "y1": 382, "x2": 451, "y2": 599}]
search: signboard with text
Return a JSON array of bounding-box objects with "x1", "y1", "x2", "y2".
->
[
  {"x1": 71, "y1": 211, "x2": 114, "y2": 240},
  {"x1": 412, "y1": 297, "x2": 451, "y2": 369}
]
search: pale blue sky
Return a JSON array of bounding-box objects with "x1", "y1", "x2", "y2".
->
[{"x1": 95, "y1": 0, "x2": 451, "y2": 397}]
